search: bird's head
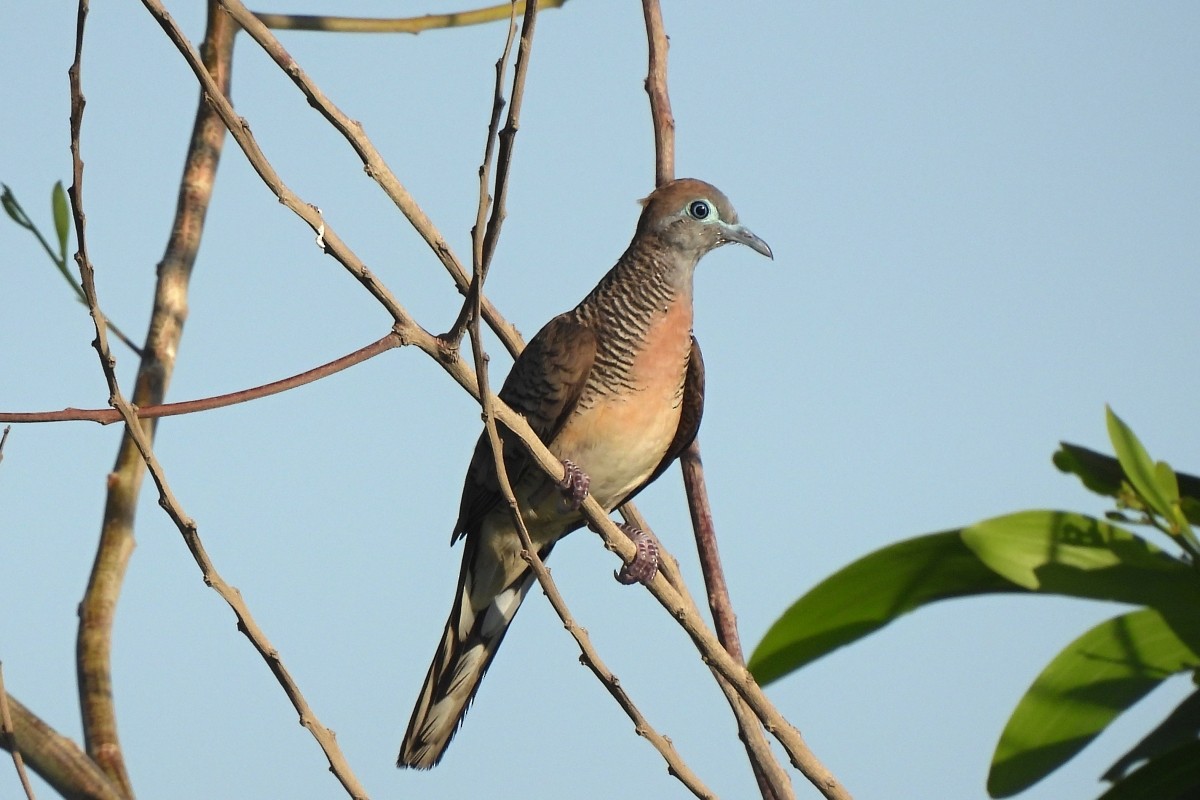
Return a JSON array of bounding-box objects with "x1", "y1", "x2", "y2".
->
[{"x1": 636, "y1": 178, "x2": 773, "y2": 262}]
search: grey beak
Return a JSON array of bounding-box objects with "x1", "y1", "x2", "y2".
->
[{"x1": 721, "y1": 223, "x2": 773, "y2": 260}]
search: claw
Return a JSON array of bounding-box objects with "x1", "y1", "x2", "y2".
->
[
  {"x1": 614, "y1": 523, "x2": 659, "y2": 585},
  {"x1": 556, "y1": 459, "x2": 590, "y2": 512}
]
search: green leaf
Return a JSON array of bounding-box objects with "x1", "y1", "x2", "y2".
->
[
  {"x1": 1103, "y1": 690, "x2": 1200, "y2": 782},
  {"x1": 988, "y1": 607, "x2": 1200, "y2": 797},
  {"x1": 1, "y1": 183, "x2": 28, "y2": 227},
  {"x1": 1097, "y1": 740, "x2": 1200, "y2": 800},
  {"x1": 748, "y1": 531, "x2": 1024, "y2": 685},
  {"x1": 1107, "y1": 406, "x2": 1173, "y2": 519},
  {"x1": 1156, "y1": 462, "x2": 1181, "y2": 507},
  {"x1": 1183, "y1": 498, "x2": 1200, "y2": 528},
  {"x1": 961, "y1": 511, "x2": 1200, "y2": 610},
  {"x1": 1054, "y1": 443, "x2": 1126, "y2": 498},
  {"x1": 1055, "y1": 442, "x2": 1200, "y2": 525},
  {"x1": 51, "y1": 180, "x2": 69, "y2": 263},
  {"x1": 1155, "y1": 462, "x2": 1195, "y2": 538}
]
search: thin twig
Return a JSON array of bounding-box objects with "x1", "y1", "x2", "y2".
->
[
  {"x1": 682, "y1": 442, "x2": 795, "y2": 799},
  {"x1": 460, "y1": 5, "x2": 712, "y2": 793},
  {"x1": 445, "y1": 4, "x2": 519, "y2": 346},
  {"x1": 221, "y1": 0, "x2": 525, "y2": 358},
  {"x1": 254, "y1": 1, "x2": 568, "y2": 35},
  {"x1": 0, "y1": 334, "x2": 401, "y2": 425},
  {"x1": 479, "y1": 0, "x2": 538, "y2": 275},
  {"x1": 0, "y1": 185, "x2": 142, "y2": 355},
  {"x1": 641, "y1": 0, "x2": 675, "y2": 187},
  {"x1": 145, "y1": 0, "x2": 416, "y2": 329},
  {"x1": 0, "y1": 665, "x2": 36, "y2": 800},
  {"x1": 78, "y1": 351, "x2": 373, "y2": 798},
  {"x1": 72, "y1": 3, "x2": 236, "y2": 792},
  {"x1": 0, "y1": 426, "x2": 9, "y2": 466},
  {"x1": 161, "y1": 480, "x2": 372, "y2": 798},
  {"x1": 680, "y1": 441, "x2": 742, "y2": 656},
  {"x1": 637, "y1": 3, "x2": 799, "y2": 798},
  {"x1": 66, "y1": 3, "x2": 137, "y2": 793},
  {"x1": 446, "y1": 0, "x2": 537, "y2": 346},
  {"x1": 68, "y1": 5, "x2": 370, "y2": 796}
]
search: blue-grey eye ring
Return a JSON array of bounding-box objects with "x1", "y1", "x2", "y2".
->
[{"x1": 687, "y1": 200, "x2": 711, "y2": 220}]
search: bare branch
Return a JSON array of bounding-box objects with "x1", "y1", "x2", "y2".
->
[
  {"x1": 221, "y1": 0, "x2": 526, "y2": 357},
  {"x1": 479, "y1": 0, "x2": 538, "y2": 275},
  {"x1": 1, "y1": 691, "x2": 123, "y2": 800},
  {"x1": 682, "y1": 442, "x2": 796, "y2": 799},
  {"x1": 636, "y1": 4, "x2": 803, "y2": 798},
  {"x1": 457, "y1": 5, "x2": 713, "y2": 792},
  {"x1": 66, "y1": 2, "x2": 137, "y2": 792},
  {"x1": 0, "y1": 334, "x2": 401, "y2": 425},
  {"x1": 641, "y1": 0, "x2": 675, "y2": 187},
  {"x1": 71, "y1": 2, "x2": 237, "y2": 789},
  {"x1": 0, "y1": 665, "x2": 36, "y2": 800},
  {"x1": 444, "y1": 3, "x2": 519, "y2": 347},
  {"x1": 254, "y1": 1, "x2": 568, "y2": 35}
]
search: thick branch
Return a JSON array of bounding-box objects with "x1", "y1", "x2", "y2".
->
[
  {"x1": 2, "y1": 692, "x2": 123, "y2": 800},
  {"x1": 0, "y1": 665, "x2": 35, "y2": 800}
]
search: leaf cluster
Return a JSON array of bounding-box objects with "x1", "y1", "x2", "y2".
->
[{"x1": 750, "y1": 408, "x2": 1200, "y2": 798}]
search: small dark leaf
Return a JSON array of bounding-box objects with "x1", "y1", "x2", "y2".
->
[
  {"x1": 1183, "y1": 498, "x2": 1200, "y2": 527},
  {"x1": 1056, "y1": 443, "x2": 1200, "y2": 525},
  {"x1": 1055, "y1": 443, "x2": 1125, "y2": 498},
  {"x1": 1, "y1": 183, "x2": 33, "y2": 228},
  {"x1": 1096, "y1": 740, "x2": 1200, "y2": 800},
  {"x1": 1103, "y1": 690, "x2": 1200, "y2": 782}
]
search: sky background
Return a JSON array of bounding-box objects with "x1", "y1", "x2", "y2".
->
[{"x1": 3, "y1": 2, "x2": 1199, "y2": 799}]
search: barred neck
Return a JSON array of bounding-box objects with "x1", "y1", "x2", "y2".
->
[{"x1": 572, "y1": 238, "x2": 693, "y2": 397}]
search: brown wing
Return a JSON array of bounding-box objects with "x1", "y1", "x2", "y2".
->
[
  {"x1": 452, "y1": 315, "x2": 597, "y2": 540},
  {"x1": 621, "y1": 335, "x2": 705, "y2": 505}
]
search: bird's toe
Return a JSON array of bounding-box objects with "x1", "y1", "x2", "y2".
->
[
  {"x1": 556, "y1": 459, "x2": 590, "y2": 511},
  {"x1": 614, "y1": 523, "x2": 659, "y2": 585}
]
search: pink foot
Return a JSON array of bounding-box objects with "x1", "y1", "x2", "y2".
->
[
  {"x1": 615, "y1": 524, "x2": 659, "y2": 585},
  {"x1": 557, "y1": 459, "x2": 590, "y2": 512}
]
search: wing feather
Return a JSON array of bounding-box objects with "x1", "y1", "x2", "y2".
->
[{"x1": 453, "y1": 315, "x2": 597, "y2": 539}]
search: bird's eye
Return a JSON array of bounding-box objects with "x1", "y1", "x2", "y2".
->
[{"x1": 687, "y1": 200, "x2": 711, "y2": 220}]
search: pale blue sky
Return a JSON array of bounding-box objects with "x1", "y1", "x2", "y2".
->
[{"x1": 3, "y1": 3, "x2": 1199, "y2": 799}]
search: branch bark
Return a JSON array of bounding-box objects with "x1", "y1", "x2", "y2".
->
[
  {"x1": 253, "y1": 1, "x2": 568, "y2": 35},
  {"x1": 221, "y1": 0, "x2": 526, "y2": 358},
  {"x1": 0, "y1": 334, "x2": 401, "y2": 425},
  {"x1": 2, "y1": 691, "x2": 123, "y2": 800},
  {"x1": 71, "y1": 1, "x2": 232, "y2": 795},
  {"x1": 637, "y1": 3, "x2": 805, "y2": 799}
]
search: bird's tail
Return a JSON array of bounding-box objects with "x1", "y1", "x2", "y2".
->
[{"x1": 397, "y1": 543, "x2": 549, "y2": 768}]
